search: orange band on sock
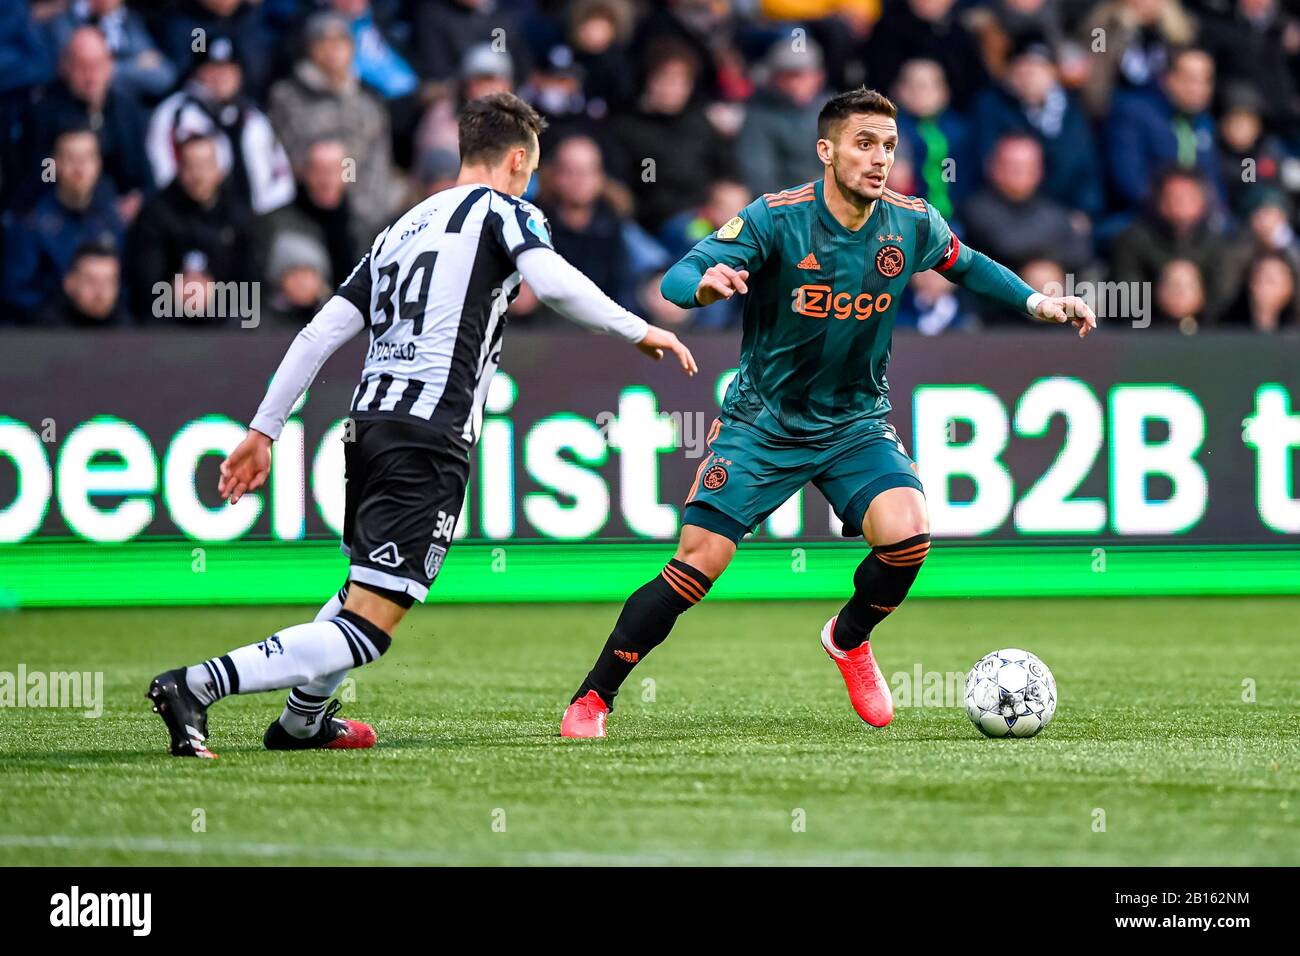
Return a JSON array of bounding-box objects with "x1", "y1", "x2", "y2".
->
[{"x1": 662, "y1": 565, "x2": 706, "y2": 603}]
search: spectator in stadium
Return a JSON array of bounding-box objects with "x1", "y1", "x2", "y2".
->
[
  {"x1": 412, "y1": 0, "x2": 532, "y2": 86},
  {"x1": 410, "y1": 147, "x2": 460, "y2": 202},
  {"x1": 127, "y1": 133, "x2": 254, "y2": 321},
  {"x1": 23, "y1": 25, "x2": 151, "y2": 213},
  {"x1": 257, "y1": 137, "x2": 359, "y2": 290},
  {"x1": 895, "y1": 267, "x2": 980, "y2": 334},
  {"x1": 1110, "y1": 166, "x2": 1233, "y2": 324},
  {"x1": 157, "y1": 0, "x2": 270, "y2": 99},
  {"x1": 4, "y1": 125, "x2": 123, "y2": 320},
  {"x1": 523, "y1": 42, "x2": 626, "y2": 177},
  {"x1": 38, "y1": 237, "x2": 127, "y2": 326},
  {"x1": 413, "y1": 43, "x2": 513, "y2": 182},
  {"x1": 146, "y1": 35, "x2": 294, "y2": 216},
  {"x1": 1222, "y1": 187, "x2": 1300, "y2": 296},
  {"x1": 327, "y1": 0, "x2": 418, "y2": 100},
  {"x1": 893, "y1": 57, "x2": 972, "y2": 221},
  {"x1": 263, "y1": 229, "x2": 332, "y2": 325},
  {"x1": 525, "y1": 134, "x2": 667, "y2": 323},
  {"x1": 1215, "y1": 83, "x2": 1297, "y2": 218},
  {"x1": 268, "y1": 12, "x2": 397, "y2": 251},
  {"x1": 566, "y1": 0, "x2": 637, "y2": 110},
  {"x1": 963, "y1": 132, "x2": 1094, "y2": 275},
  {"x1": 614, "y1": 37, "x2": 738, "y2": 232},
  {"x1": 1225, "y1": 250, "x2": 1300, "y2": 331},
  {"x1": 0, "y1": 3, "x2": 55, "y2": 96},
  {"x1": 967, "y1": 0, "x2": 1071, "y2": 66},
  {"x1": 45, "y1": 0, "x2": 177, "y2": 102},
  {"x1": 1198, "y1": 0, "x2": 1299, "y2": 134},
  {"x1": 654, "y1": 177, "x2": 751, "y2": 329},
  {"x1": 1153, "y1": 256, "x2": 1206, "y2": 331},
  {"x1": 864, "y1": 0, "x2": 987, "y2": 109},
  {"x1": 630, "y1": 0, "x2": 749, "y2": 102},
  {"x1": 1078, "y1": 0, "x2": 1196, "y2": 119},
  {"x1": 972, "y1": 33, "x2": 1103, "y2": 217},
  {"x1": 735, "y1": 35, "x2": 829, "y2": 198},
  {"x1": 327, "y1": 0, "x2": 422, "y2": 166},
  {"x1": 1104, "y1": 46, "x2": 1223, "y2": 210}
]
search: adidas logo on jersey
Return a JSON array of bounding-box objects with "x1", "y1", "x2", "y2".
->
[{"x1": 797, "y1": 252, "x2": 820, "y2": 270}]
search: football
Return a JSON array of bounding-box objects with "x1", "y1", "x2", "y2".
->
[{"x1": 964, "y1": 648, "x2": 1058, "y2": 738}]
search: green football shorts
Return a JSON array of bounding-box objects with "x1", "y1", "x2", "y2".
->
[{"x1": 682, "y1": 415, "x2": 924, "y2": 543}]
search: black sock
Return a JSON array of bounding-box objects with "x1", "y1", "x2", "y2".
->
[
  {"x1": 834, "y1": 533, "x2": 930, "y2": 651},
  {"x1": 572, "y1": 559, "x2": 712, "y2": 709}
]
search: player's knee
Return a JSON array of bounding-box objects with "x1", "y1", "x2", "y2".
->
[
  {"x1": 863, "y1": 488, "x2": 929, "y2": 545},
  {"x1": 336, "y1": 608, "x2": 394, "y2": 662},
  {"x1": 342, "y1": 581, "x2": 413, "y2": 636},
  {"x1": 676, "y1": 526, "x2": 736, "y2": 583},
  {"x1": 674, "y1": 545, "x2": 730, "y2": 585}
]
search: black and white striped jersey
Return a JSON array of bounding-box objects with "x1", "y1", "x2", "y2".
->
[{"x1": 335, "y1": 184, "x2": 553, "y2": 445}]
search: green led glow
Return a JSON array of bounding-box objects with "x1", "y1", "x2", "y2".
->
[{"x1": 1, "y1": 540, "x2": 1298, "y2": 608}]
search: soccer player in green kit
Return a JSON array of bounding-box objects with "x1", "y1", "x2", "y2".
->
[{"x1": 561, "y1": 87, "x2": 1096, "y2": 738}]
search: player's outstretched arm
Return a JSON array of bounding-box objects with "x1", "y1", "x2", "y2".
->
[
  {"x1": 516, "y1": 246, "x2": 697, "y2": 376},
  {"x1": 219, "y1": 295, "x2": 365, "y2": 503},
  {"x1": 939, "y1": 241, "x2": 1097, "y2": 338}
]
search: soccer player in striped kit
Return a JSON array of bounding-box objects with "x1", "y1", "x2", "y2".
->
[
  {"x1": 561, "y1": 87, "x2": 1096, "y2": 738},
  {"x1": 146, "y1": 93, "x2": 697, "y2": 758}
]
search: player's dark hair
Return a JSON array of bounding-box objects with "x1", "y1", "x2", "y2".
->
[
  {"x1": 458, "y1": 92, "x2": 548, "y2": 166},
  {"x1": 818, "y1": 87, "x2": 897, "y2": 141}
]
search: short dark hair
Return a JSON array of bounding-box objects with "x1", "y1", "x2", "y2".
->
[
  {"x1": 458, "y1": 92, "x2": 548, "y2": 166},
  {"x1": 1153, "y1": 163, "x2": 1206, "y2": 197},
  {"x1": 176, "y1": 132, "x2": 218, "y2": 155},
  {"x1": 70, "y1": 236, "x2": 119, "y2": 267},
  {"x1": 817, "y1": 87, "x2": 897, "y2": 140}
]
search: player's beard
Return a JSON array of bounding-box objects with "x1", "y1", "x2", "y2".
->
[{"x1": 831, "y1": 157, "x2": 886, "y2": 207}]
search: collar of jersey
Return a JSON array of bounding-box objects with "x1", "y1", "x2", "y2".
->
[{"x1": 813, "y1": 178, "x2": 881, "y2": 239}]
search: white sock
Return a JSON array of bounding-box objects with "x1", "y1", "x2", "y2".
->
[
  {"x1": 312, "y1": 584, "x2": 350, "y2": 624},
  {"x1": 185, "y1": 610, "x2": 387, "y2": 704},
  {"x1": 276, "y1": 586, "x2": 354, "y2": 737}
]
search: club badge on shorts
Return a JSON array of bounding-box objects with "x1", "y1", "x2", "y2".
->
[
  {"x1": 424, "y1": 544, "x2": 447, "y2": 580},
  {"x1": 703, "y1": 464, "x2": 729, "y2": 490},
  {"x1": 875, "y1": 244, "x2": 905, "y2": 278}
]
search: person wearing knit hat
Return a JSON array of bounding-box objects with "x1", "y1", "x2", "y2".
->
[{"x1": 265, "y1": 230, "x2": 331, "y2": 324}]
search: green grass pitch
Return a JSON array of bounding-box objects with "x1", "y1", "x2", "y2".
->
[{"x1": 1, "y1": 597, "x2": 1297, "y2": 866}]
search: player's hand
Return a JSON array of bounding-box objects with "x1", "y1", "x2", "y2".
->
[
  {"x1": 695, "y1": 264, "x2": 749, "y2": 306},
  {"x1": 637, "y1": 325, "x2": 698, "y2": 376},
  {"x1": 218, "y1": 430, "x2": 273, "y2": 504},
  {"x1": 1035, "y1": 295, "x2": 1097, "y2": 338}
]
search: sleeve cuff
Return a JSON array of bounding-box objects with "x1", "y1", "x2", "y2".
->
[{"x1": 248, "y1": 413, "x2": 281, "y2": 442}]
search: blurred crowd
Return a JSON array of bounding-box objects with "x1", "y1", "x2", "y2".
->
[{"x1": 2, "y1": 0, "x2": 1299, "y2": 333}]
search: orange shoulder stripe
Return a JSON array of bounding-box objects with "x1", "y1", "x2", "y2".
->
[
  {"x1": 767, "y1": 194, "x2": 815, "y2": 207},
  {"x1": 763, "y1": 183, "x2": 815, "y2": 203}
]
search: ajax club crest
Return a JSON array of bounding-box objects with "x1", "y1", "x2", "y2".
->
[{"x1": 875, "y1": 244, "x2": 905, "y2": 278}]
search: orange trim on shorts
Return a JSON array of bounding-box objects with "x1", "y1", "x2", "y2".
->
[{"x1": 685, "y1": 418, "x2": 722, "y2": 504}]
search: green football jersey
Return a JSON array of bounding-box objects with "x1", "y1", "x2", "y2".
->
[{"x1": 662, "y1": 178, "x2": 961, "y2": 439}]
